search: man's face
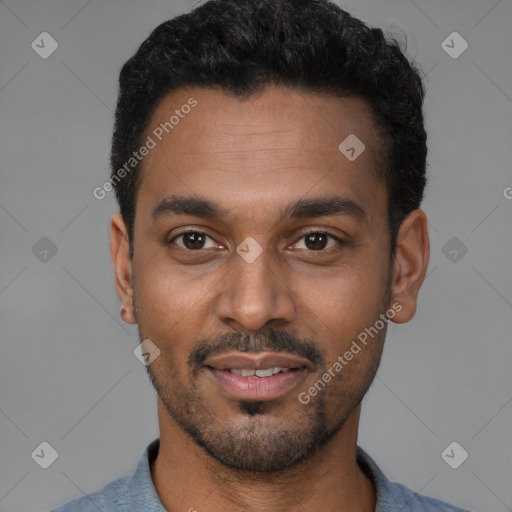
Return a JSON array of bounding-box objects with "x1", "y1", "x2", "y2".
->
[{"x1": 124, "y1": 86, "x2": 394, "y2": 471}]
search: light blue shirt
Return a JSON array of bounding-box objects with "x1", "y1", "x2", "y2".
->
[{"x1": 51, "y1": 438, "x2": 471, "y2": 511}]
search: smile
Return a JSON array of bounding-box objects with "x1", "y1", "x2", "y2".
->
[
  {"x1": 228, "y1": 367, "x2": 292, "y2": 377},
  {"x1": 203, "y1": 352, "x2": 311, "y2": 401}
]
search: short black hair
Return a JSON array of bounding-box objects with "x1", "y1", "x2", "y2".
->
[{"x1": 110, "y1": 0, "x2": 427, "y2": 258}]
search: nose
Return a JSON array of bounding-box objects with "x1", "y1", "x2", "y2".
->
[{"x1": 215, "y1": 242, "x2": 296, "y2": 333}]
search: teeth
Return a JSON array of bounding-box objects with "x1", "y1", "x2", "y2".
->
[
  {"x1": 255, "y1": 368, "x2": 274, "y2": 377},
  {"x1": 228, "y1": 367, "x2": 291, "y2": 377}
]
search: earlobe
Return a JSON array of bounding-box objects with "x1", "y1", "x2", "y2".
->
[
  {"x1": 110, "y1": 213, "x2": 137, "y2": 324},
  {"x1": 389, "y1": 209, "x2": 430, "y2": 324}
]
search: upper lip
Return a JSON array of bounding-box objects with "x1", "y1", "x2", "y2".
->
[{"x1": 204, "y1": 352, "x2": 312, "y2": 371}]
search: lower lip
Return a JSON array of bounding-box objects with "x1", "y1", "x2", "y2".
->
[{"x1": 206, "y1": 367, "x2": 307, "y2": 401}]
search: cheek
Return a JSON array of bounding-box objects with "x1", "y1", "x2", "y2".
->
[
  {"x1": 132, "y1": 258, "x2": 220, "y2": 363},
  {"x1": 301, "y1": 260, "x2": 387, "y2": 321},
  {"x1": 131, "y1": 261, "x2": 188, "y2": 336},
  {"x1": 299, "y1": 263, "x2": 389, "y2": 366}
]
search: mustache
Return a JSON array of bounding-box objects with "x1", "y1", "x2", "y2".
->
[{"x1": 188, "y1": 328, "x2": 325, "y2": 370}]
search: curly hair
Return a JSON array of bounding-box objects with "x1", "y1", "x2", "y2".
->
[{"x1": 110, "y1": 0, "x2": 427, "y2": 258}]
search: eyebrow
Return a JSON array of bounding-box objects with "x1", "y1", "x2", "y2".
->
[{"x1": 151, "y1": 195, "x2": 365, "y2": 223}]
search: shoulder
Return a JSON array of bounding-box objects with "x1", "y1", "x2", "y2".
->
[
  {"x1": 356, "y1": 446, "x2": 472, "y2": 512},
  {"x1": 49, "y1": 474, "x2": 129, "y2": 512},
  {"x1": 388, "y1": 479, "x2": 472, "y2": 512}
]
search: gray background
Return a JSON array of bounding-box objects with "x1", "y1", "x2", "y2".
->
[{"x1": 1, "y1": 0, "x2": 511, "y2": 511}]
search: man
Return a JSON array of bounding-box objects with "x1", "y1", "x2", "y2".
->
[{"x1": 52, "y1": 0, "x2": 470, "y2": 510}]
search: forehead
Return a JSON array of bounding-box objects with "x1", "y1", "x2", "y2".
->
[{"x1": 137, "y1": 85, "x2": 387, "y2": 223}]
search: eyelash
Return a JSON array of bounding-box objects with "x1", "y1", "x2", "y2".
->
[{"x1": 167, "y1": 229, "x2": 345, "y2": 252}]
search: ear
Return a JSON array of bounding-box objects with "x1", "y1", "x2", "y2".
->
[
  {"x1": 110, "y1": 212, "x2": 137, "y2": 324},
  {"x1": 389, "y1": 209, "x2": 430, "y2": 324}
]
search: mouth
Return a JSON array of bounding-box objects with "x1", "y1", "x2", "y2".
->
[
  {"x1": 203, "y1": 352, "x2": 311, "y2": 401},
  {"x1": 226, "y1": 367, "x2": 295, "y2": 377}
]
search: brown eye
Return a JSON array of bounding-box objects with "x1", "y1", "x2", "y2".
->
[
  {"x1": 304, "y1": 233, "x2": 328, "y2": 250},
  {"x1": 291, "y1": 231, "x2": 342, "y2": 251},
  {"x1": 170, "y1": 231, "x2": 219, "y2": 250}
]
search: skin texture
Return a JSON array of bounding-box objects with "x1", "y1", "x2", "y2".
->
[{"x1": 110, "y1": 85, "x2": 430, "y2": 512}]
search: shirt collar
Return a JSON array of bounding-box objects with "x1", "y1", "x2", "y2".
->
[
  {"x1": 126, "y1": 438, "x2": 166, "y2": 511},
  {"x1": 126, "y1": 438, "x2": 404, "y2": 511},
  {"x1": 356, "y1": 445, "x2": 410, "y2": 511}
]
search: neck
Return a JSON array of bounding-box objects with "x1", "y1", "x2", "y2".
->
[{"x1": 151, "y1": 401, "x2": 376, "y2": 512}]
